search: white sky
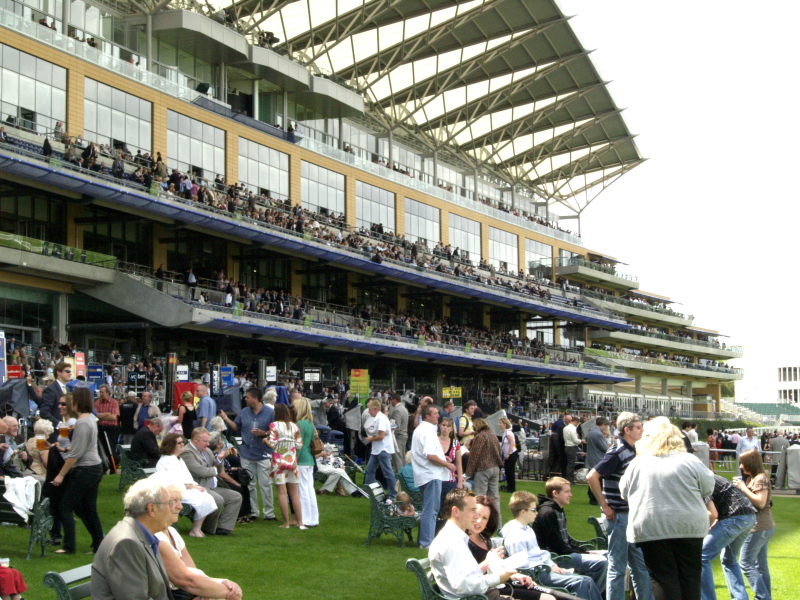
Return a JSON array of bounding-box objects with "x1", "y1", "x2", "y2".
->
[{"x1": 556, "y1": 0, "x2": 800, "y2": 401}]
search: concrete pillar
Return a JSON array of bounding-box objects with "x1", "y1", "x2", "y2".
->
[
  {"x1": 432, "y1": 151, "x2": 438, "y2": 185},
  {"x1": 146, "y1": 13, "x2": 153, "y2": 72},
  {"x1": 473, "y1": 168, "x2": 479, "y2": 200},
  {"x1": 290, "y1": 257, "x2": 303, "y2": 297},
  {"x1": 634, "y1": 375, "x2": 642, "y2": 394},
  {"x1": 435, "y1": 368, "x2": 443, "y2": 399},
  {"x1": 661, "y1": 378, "x2": 668, "y2": 395},
  {"x1": 338, "y1": 117, "x2": 344, "y2": 150},
  {"x1": 62, "y1": 0, "x2": 70, "y2": 34},
  {"x1": 252, "y1": 80, "x2": 259, "y2": 120},
  {"x1": 56, "y1": 293, "x2": 69, "y2": 344},
  {"x1": 218, "y1": 61, "x2": 227, "y2": 101},
  {"x1": 519, "y1": 314, "x2": 527, "y2": 339},
  {"x1": 283, "y1": 91, "x2": 289, "y2": 127},
  {"x1": 387, "y1": 129, "x2": 393, "y2": 166}
]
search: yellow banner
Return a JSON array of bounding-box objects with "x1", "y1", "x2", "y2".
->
[{"x1": 350, "y1": 369, "x2": 370, "y2": 406}]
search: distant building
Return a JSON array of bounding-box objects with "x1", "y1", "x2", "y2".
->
[{"x1": 777, "y1": 366, "x2": 800, "y2": 403}]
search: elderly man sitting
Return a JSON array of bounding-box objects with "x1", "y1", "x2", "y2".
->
[
  {"x1": 129, "y1": 416, "x2": 166, "y2": 468},
  {"x1": 315, "y1": 444, "x2": 362, "y2": 497}
]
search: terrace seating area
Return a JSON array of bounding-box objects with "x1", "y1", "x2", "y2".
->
[
  {"x1": 736, "y1": 403, "x2": 800, "y2": 418},
  {"x1": 0, "y1": 134, "x2": 623, "y2": 327}
]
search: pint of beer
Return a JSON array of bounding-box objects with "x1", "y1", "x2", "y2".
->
[
  {"x1": 36, "y1": 435, "x2": 47, "y2": 451},
  {"x1": 59, "y1": 426, "x2": 70, "y2": 438}
]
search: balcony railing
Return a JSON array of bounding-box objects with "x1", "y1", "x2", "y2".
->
[
  {"x1": 0, "y1": 231, "x2": 117, "y2": 267},
  {"x1": 558, "y1": 257, "x2": 639, "y2": 282},
  {"x1": 582, "y1": 290, "x2": 690, "y2": 320},
  {"x1": 297, "y1": 137, "x2": 583, "y2": 246},
  {"x1": 584, "y1": 347, "x2": 742, "y2": 376},
  {"x1": 622, "y1": 329, "x2": 742, "y2": 353}
]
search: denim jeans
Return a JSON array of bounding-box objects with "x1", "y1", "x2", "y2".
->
[
  {"x1": 571, "y1": 552, "x2": 608, "y2": 593},
  {"x1": 740, "y1": 527, "x2": 774, "y2": 600},
  {"x1": 701, "y1": 513, "x2": 757, "y2": 600},
  {"x1": 364, "y1": 451, "x2": 396, "y2": 499},
  {"x1": 418, "y1": 478, "x2": 442, "y2": 548},
  {"x1": 538, "y1": 569, "x2": 602, "y2": 600},
  {"x1": 605, "y1": 511, "x2": 654, "y2": 600}
]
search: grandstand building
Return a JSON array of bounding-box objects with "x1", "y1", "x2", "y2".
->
[{"x1": 0, "y1": 0, "x2": 742, "y2": 414}]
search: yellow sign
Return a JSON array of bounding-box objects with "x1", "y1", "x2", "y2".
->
[
  {"x1": 350, "y1": 369, "x2": 370, "y2": 406},
  {"x1": 441, "y1": 386, "x2": 462, "y2": 399}
]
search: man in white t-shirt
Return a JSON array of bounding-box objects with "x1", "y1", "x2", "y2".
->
[{"x1": 364, "y1": 399, "x2": 396, "y2": 500}]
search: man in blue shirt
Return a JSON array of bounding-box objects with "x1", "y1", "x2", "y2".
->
[
  {"x1": 194, "y1": 384, "x2": 216, "y2": 429},
  {"x1": 219, "y1": 388, "x2": 275, "y2": 520}
]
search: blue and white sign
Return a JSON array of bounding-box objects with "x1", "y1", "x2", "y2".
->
[
  {"x1": 220, "y1": 366, "x2": 235, "y2": 387},
  {"x1": 86, "y1": 365, "x2": 104, "y2": 383}
]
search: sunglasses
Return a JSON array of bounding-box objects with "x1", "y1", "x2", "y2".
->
[
  {"x1": 58, "y1": 402, "x2": 67, "y2": 406},
  {"x1": 62, "y1": 370, "x2": 72, "y2": 373}
]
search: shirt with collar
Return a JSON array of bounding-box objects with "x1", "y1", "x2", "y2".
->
[
  {"x1": 134, "y1": 519, "x2": 160, "y2": 559},
  {"x1": 411, "y1": 420, "x2": 449, "y2": 487},
  {"x1": 562, "y1": 423, "x2": 580, "y2": 447},
  {"x1": 429, "y1": 520, "x2": 501, "y2": 599}
]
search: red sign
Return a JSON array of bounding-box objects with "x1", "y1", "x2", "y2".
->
[
  {"x1": 74, "y1": 352, "x2": 86, "y2": 377},
  {"x1": 173, "y1": 382, "x2": 198, "y2": 411},
  {"x1": 7, "y1": 365, "x2": 22, "y2": 378}
]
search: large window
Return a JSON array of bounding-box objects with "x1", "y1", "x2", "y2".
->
[
  {"x1": 0, "y1": 44, "x2": 67, "y2": 136},
  {"x1": 84, "y1": 78, "x2": 152, "y2": 155},
  {"x1": 449, "y1": 214, "x2": 481, "y2": 264},
  {"x1": 405, "y1": 199, "x2": 439, "y2": 247},
  {"x1": 489, "y1": 227, "x2": 518, "y2": 273},
  {"x1": 167, "y1": 110, "x2": 225, "y2": 180},
  {"x1": 238, "y1": 137, "x2": 289, "y2": 200},
  {"x1": 301, "y1": 161, "x2": 344, "y2": 216},
  {"x1": 525, "y1": 239, "x2": 552, "y2": 278},
  {"x1": 356, "y1": 181, "x2": 395, "y2": 231},
  {"x1": 0, "y1": 181, "x2": 66, "y2": 243}
]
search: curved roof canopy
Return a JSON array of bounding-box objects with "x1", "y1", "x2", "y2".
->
[{"x1": 216, "y1": 0, "x2": 645, "y2": 214}]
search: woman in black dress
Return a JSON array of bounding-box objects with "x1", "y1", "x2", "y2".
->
[{"x1": 467, "y1": 495, "x2": 581, "y2": 600}]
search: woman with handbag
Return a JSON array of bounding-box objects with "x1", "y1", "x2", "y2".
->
[
  {"x1": 266, "y1": 403, "x2": 305, "y2": 529},
  {"x1": 293, "y1": 396, "x2": 320, "y2": 527}
]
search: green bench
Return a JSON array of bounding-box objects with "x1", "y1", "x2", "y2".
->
[
  {"x1": 406, "y1": 557, "x2": 487, "y2": 600},
  {"x1": 117, "y1": 444, "x2": 156, "y2": 492},
  {"x1": 587, "y1": 515, "x2": 609, "y2": 546},
  {"x1": 0, "y1": 478, "x2": 54, "y2": 559},
  {"x1": 364, "y1": 482, "x2": 418, "y2": 547},
  {"x1": 43, "y1": 563, "x2": 92, "y2": 600}
]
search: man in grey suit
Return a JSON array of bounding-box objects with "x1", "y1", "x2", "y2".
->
[
  {"x1": 390, "y1": 392, "x2": 409, "y2": 473},
  {"x1": 182, "y1": 427, "x2": 242, "y2": 535},
  {"x1": 584, "y1": 416, "x2": 609, "y2": 505},
  {"x1": 770, "y1": 430, "x2": 790, "y2": 484},
  {"x1": 92, "y1": 478, "x2": 175, "y2": 600}
]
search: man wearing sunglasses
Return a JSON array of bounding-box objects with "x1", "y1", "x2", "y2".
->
[{"x1": 40, "y1": 361, "x2": 73, "y2": 435}]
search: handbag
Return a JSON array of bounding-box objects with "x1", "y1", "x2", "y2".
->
[{"x1": 311, "y1": 429, "x2": 324, "y2": 456}]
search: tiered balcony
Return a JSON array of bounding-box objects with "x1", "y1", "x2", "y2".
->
[
  {"x1": 584, "y1": 348, "x2": 743, "y2": 381},
  {"x1": 556, "y1": 257, "x2": 639, "y2": 290},
  {"x1": 588, "y1": 329, "x2": 744, "y2": 359},
  {"x1": 582, "y1": 290, "x2": 693, "y2": 327}
]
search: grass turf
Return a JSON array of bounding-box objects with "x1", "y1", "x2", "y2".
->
[{"x1": 3, "y1": 476, "x2": 798, "y2": 600}]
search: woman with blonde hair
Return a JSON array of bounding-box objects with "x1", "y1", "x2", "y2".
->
[
  {"x1": 292, "y1": 395, "x2": 319, "y2": 527},
  {"x1": 735, "y1": 448, "x2": 774, "y2": 600},
  {"x1": 620, "y1": 417, "x2": 714, "y2": 600},
  {"x1": 266, "y1": 403, "x2": 305, "y2": 529}
]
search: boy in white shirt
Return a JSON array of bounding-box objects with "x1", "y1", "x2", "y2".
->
[{"x1": 500, "y1": 491, "x2": 602, "y2": 600}]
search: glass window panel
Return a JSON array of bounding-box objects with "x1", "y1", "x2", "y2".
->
[
  {"x1": 2, "y1": 70, "x2": 18, "y2": 107},
  {"x1": 98, "y1": 81, "x2": 111, "y2": 107},
  {"x1": 35, "y1": 59, "x2": 51, "y2": 85},
  {"x1": 35, "y1": 81, "x2": 51, "y2": 116},
  {"x1": 177, "y1": 133, "x2": 190, "y2": 159},
  {"x1": 110, "y1": 108, "x2": 125, "y2": 139},
  {"x1": 178, "y1": 113, "x2": 190, "y2": 135},
  {"x1": 19, "y1": 75, "x2": 35, "y2": 110},
  {"x1": 52, "y1": 65, "x2": 66, "y2": 90},
  {"x1": 140, "y1": 121, "x2": 151, "y2": 151},
  {"x1": 190, "y1": 118, "x2": 202, "y2": 140},
  {"x1": 189, "y1": 137, "x2": 201, "y2": 166},
  {"x1": 215, "y1": 128, "x2": 225, "y2": 148},
  {"x1": 96, "y1": 104, "x2": 111, "y2": 134},
  {"x1": 214, "y1": 147, "x2": 224, "y2": 175},
  {"x1": 19, "y1": 52, "x2": 35, "y2": 80},
  {"x1": 167, "y1": 109, "x2": 178, "y2": 131},
  {"x1": 125, "y1": 114, "x2": 139, "y2": 147},
  {"x1": 3, "y1": 46, "x2": 20, "y2": 72}
]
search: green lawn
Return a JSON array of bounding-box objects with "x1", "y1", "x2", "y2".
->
[{"x1": 4, "y1": 477, "x2": 798, "y2": 599}]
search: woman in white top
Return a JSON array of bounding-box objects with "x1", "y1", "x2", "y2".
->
[
  {"x1": 499, "y1": 417, "x2": 519, "y2": 493},
  {"x1": 155, "y1": 433, "x2": 217, "y2": 537},
  {"x1": 153, "y1": 479, "x2": 242, "y2": 600}
]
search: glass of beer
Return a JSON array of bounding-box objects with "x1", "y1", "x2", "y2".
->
[
  {"x1": 36, "y1": 434, "x2": 47, "y2": 451},
  {"x1": 59, "y1": 425, "x2": 70, "y2": 438}
]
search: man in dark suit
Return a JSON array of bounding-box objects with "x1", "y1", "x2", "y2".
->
[
  {"x1": 40, "y1": 361, "x2": 72, "y2": 434},
  {"x1": 92, "y1": 478, "x2": 175, "y2": 600},
  {"x1": 182, "y1": 428, "x2": 241, "y2": 536},
  {"x1": 129, "y1": 417, "x2": 164, "y2": 468}
]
